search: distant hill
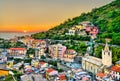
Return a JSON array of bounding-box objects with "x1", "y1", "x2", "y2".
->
[{"x1": 32, "y1": 0, "x2": 120, "y2": 45}]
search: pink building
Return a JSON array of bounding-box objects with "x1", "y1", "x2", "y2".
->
[
  {"x1": 7, "y1": 48, "x2": 27, "y2": 58},
  {"x1": 49, "y1": 44, "x2": 66, "y2": 60},
  {"x1": 85, "y1": 26, "x2": 98, "y2": 36}
]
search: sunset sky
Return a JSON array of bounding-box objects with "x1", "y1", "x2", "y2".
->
[{"x1": 0, "y1": 0, "x2": 113, "y2": 32}]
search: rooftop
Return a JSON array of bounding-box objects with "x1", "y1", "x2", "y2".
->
[
  {"x1": 33, "y1": 40, "x2": 45, "y2": 43},
  {"x1": 39, "y1": 62, "x2": 46, "y2": 65},
  {"x1": 82, "y1": 55, "x2": 102, "y2": 66},
  {"x1": 46, "y1": 68, "x2": 56, "y2": 73},
  {"x1": 104, "y1": 42, "x2": 109, "y2": 51},
  {"x1": 96, "y1": 72, "x2": 106, "y2": 77},
  {"x1": 9, "y1": 48, "x2": 26, "y2": 50},
  {"x1": 80, "y1": 21, "x2": 91, "y2": 24},
  {"x1": 65, "y1": 49, "x2": 76, "y2": 54},
  {"x1": 58, "y1": 74, "x2": 66, "y2": 80},
  {"x1": 110, "y1": 65, "x2": 120, "y2": 72},
  {"x1": 115, "y1": 60, "x2": 120, "y2": 64}
]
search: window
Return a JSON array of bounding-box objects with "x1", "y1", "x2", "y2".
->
[
  {"x1": 108, "y1": 52, "x2": 110, "y2": 56},
  {"x1": 83, "y1": 63, "x2": 84, "y2": 66},
  {"x1": 91, "y1": 66, "x2": 92, "y2": 70}
]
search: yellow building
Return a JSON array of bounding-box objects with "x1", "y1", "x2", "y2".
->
[
  {"x1": 6, "y1": 61, "x2": 14, "y2": 69},
  {"x1": 75, "y1": 25, "x2": 83, "y2": 30},
  {"x1": 0, "y1": 69, "x2": 9, "y2": 76}
]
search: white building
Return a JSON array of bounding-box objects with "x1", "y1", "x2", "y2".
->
[
  {"x1": 102, "y1": 43, "x2": 112, "y2": 67},
  {"x1": 35, "y1": 48, "x2": 46, "y2": 59},
  {"x1": 63, "y1": 49, "x2": 77, "y2": 62},
  {"x1": 80, "y1": 21, "x2": 94, "y2": 28},
  {"x1": 82, "y1": 43, "x2": 112, "y2": 74},
  {"x1": 7, "y1": 48, "x2": 27, "y2": 59}
]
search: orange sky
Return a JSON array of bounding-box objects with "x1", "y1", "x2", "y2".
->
[{"x1": 0, "y1": 0, "x2": 113, "y2": 33}]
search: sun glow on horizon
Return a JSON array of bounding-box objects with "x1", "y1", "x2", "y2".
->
[
  {"x1": 0, "y1": 0, "x2": 113, "y2": 32},
  {"x1": 23, "y1": 30, "x2": 27, "y2": 33}
]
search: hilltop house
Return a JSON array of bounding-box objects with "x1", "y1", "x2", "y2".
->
[
  {"x1": 68, "y1": 28, "x2": 76, "y2": 35},
  {"x1": 80, "y1": 21, "x2": 94, "y2": 28},
  {"x1": 66, "y1": 21, "x2": 94, "y2": 36}
]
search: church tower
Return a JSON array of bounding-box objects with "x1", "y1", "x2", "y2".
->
[{"x1": 102, "y1": 42, "x2": 112, "y2": 67}]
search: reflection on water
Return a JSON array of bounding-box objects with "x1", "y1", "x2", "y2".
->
[{"x1": 0, "y1": 32, "x2": 36, "y2": 39}]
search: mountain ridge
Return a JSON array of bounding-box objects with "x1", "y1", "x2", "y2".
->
[{"x1": 32, "y1": 0, "x2": 120, "y2": 44}]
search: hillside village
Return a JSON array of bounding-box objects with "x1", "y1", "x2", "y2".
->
[{"x1": 0, "y1": 20, "x2": 120, "y2": 81}]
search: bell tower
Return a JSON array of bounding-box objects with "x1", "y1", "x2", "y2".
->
[{"x1": 102, "y1": 42, "x2": 112, "y2": 67}]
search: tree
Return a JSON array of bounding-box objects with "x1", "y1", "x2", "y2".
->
[
  {"x1": 94, "y1": 45, "x2": 104, "y2": 58},
  {"x1": 41, "y1": 55, "x2": 46, "y2": 59},
  {"x1": 27, "y1": 48, "x2": 35, "y2": 57}
]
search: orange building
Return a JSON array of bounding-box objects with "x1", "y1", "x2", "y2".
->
[{"x1": 0, "y1": 69, "x2": 9, "y2": 76}]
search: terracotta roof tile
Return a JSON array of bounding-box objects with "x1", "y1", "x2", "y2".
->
[
  {"x1": 111, "y1": 65, "x2": 120, "y2": 72},
  {"x1": 46, "y1": 68, "x2": 56, "y2": 73},
  {"x1": 59, "y1": 74, "x2": 66, "y2": 80},
  {"x1": 9, "y1": 48, "x2": 26, "y2": 50},
  {"x1": 96, "y1": 72, "x2": 106, "y2": 77},
  {"x1": 39, "y1": 62, "x2": 46, "y2": 65}
]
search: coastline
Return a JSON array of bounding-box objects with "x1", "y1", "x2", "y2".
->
[{"x1": 0, "y1": 32, "x2": 36, "y2": 39}]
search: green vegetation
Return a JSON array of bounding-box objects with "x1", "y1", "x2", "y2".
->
[
  {"x1": 3, "y1": 70, "x2": 23, "y2": 81},
  {"x1": 111, "y1": 46, "x2": 120, "y2": 64},
  {"x1": 62, "y1": 41, "x2": 87, "y2": 54},
  {"x1": 14, "y1": 58, "x2": 23, "y2": 64},
  {"x1": 41, "y1": 55, "x2": 46, "y2": 59},
  {"x1": 31, "y1": 0, "x2": 120, "y2": 63},
  {"x1": 94, "y1": 44, "x2": 120, "y2": 64},
  {"x1": 3, "y1": 75, "x2": 14, "y2": 81},
  {"x1": 11, "y1": 41, "x2": 26, "y2": 48},
  {"x1": 0, "y1": 39, "x2": 26, "y2": 49},
  {"x1": 24, "y1": 58, "x2": 32, "y2": 64},
  {"x1": 94, "y1": 45, "x2": 104, "y2": 58},
  {"x1": 26, "y1": 48, "x2": 35, "y2": 57},
  {"x1": 48, "y1": 60, "x2": 57, "y2": 67},
  {"x1": 32, "y1": 0, "x2": 120, "y2": 45}
]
